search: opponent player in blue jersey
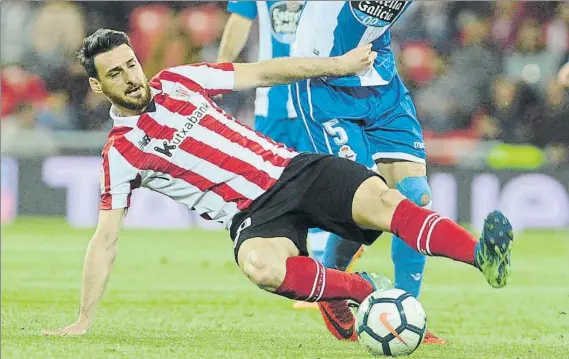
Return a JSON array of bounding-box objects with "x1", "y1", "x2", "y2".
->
[
  {"x1": 218, "y1": 1, "x2": 303, "y2": 148},
  {"x1": 217, "y1": 1, "x2": 332, "y2": 279},
  {"x1": 290, "y1": 1, "x2": 446, "y2": 344}
]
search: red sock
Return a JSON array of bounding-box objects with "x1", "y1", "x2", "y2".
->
[
  {"x1": 275, "y1": 257, "x2": 373, "y2": 303},
  {"x1": 390, "y1": 199, "x2": 477, "y2": 265}
]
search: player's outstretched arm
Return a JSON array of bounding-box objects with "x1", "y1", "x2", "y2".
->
[
  {"x1": 42, "y1": 208, "x2": 126, "y2": 336},
  {"x1": 233, "y1": 44, "x2": 377, "y2": 90},
  {"x1": 217, "y1": 13, "x2": 254, "y2": 63}
]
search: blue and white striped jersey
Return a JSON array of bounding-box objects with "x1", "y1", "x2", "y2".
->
[
  {"x1": 228, "y1": 1, "x2": 302, "y2": 119},
  {"x1": 292, "y1": 1, "x2": 412, "y2": 87}
]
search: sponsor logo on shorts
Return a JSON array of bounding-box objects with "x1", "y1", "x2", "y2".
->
[
  {"x1": 234, "y1": 217, "x2": 252, "y2": 247},
  {"x1": 349, "y1": 1, "x2": 408, "y2": 27},
  {"x1": 414, "y1": 142, "x2": 425, "y2": 150},
  {"x1": 338, "y1": 145, "x2": 357, "y2": 161},
  {"x1": 269, "y1": 1, "x2": 303, "y2": 44}
]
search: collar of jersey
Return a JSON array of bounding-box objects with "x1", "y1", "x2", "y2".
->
[{"x1": 109, "y1": 100, "x2": 156, "y2": 128}]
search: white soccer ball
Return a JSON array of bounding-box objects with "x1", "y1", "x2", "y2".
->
[{"x1": 355, "y1": 289, "x2": 427, "y2": 357}]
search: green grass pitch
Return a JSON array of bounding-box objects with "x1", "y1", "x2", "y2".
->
[{"x1": 2, "y1": 217, "x2": 568, "y2": 358}]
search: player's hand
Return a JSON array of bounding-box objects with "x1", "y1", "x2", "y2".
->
[
  {"x1": 42, "y1": 320, "x2": 90, "y2": 336},
  {"x1": 558, "y1": 63, "x2": 569, "y2": 87},
  {"x1": 338, "y1": 44, "x2": 377, "y2": 75}
]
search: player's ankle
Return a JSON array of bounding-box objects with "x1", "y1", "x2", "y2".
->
[{"x1": 349, "y1": 273, "x2": 375, "y2": 303}]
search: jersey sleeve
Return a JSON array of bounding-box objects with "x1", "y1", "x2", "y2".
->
[
  {"x1": 159, "y1": 62, "x2": 236, "y2": 97},
  {"x1": 227, "y1": 1, "x2": 257, "y2": 20},
  {"x1": 100, "y1": 144, "x2": 141, "y2": 210}
]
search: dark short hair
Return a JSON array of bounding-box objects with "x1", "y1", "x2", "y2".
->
[{"x1": 77, "y1": 28, "x2": 132, "y2": 78}]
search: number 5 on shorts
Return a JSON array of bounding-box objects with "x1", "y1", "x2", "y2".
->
[{"x1": 323, "y1": 119, "x2": 348, "y2": 146}]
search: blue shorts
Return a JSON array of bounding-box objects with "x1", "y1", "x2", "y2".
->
[
  {"x1": 291, "y1": 74, "x2": 426, "y2": 165},
  {"x1": 255, "y1": 116, "x2": 311, "y2": 152}
]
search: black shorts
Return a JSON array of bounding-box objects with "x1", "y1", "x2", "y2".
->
[{"x1": 229, "y1": 153, "x2": 384, "y2": 263}]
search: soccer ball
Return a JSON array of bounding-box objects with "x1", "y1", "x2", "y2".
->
[{"x1": 355, "y1": 289, "x2": 427, "y2": 357}]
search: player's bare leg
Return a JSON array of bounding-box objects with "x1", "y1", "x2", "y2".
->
[
  {"x1": 377, "y1": 160, "x2": 429, "y2": 300},
  {"x1": 236, "y1": 237, "x2": 382, "y2": 308},
  {"x1": 325, "y1": 176, "x2": 512, "y2": 344},
  {"x1": 316, "y1": 173, "x2": 421, "y2": 343},
  {"x1": 378, "y1": 160, "x2": 448, "y2": 344},
  {"x1": 316, "y1": 160, "x2": 443, "y2": 343},
  {"x1": 236, "y1": 177, "x2": 512, "y2": 341},
  {"x1": 237, "y1": 237, "x2": 300, "y2": 292},
  {"x1": 352, "y1": 176, "x2": 513, "y2": 287},
  {"x1": 238, "y1": 237, "x2": 386, "y2": 342}
]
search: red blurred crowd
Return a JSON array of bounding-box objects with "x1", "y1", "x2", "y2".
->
[
  {"x1": 1, "y1": 2, "x2": 227, "y2": 132},
  {"x1": 2, "y1": 1, "x2": 569, "y2": 164}
]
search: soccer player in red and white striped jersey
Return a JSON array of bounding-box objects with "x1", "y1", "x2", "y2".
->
[
  {"x1": 100, "y1": 61, "x2": 300, "y2": 228},
  {"x1": 92, "y1": 34, "x2": 375, "y2": 229},
  {"x1": 43, "y1": 29, "x2": 514, "y2": 337}
]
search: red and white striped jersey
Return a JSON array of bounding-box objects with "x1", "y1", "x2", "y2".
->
[{"x1": 99, "y1": 62, "x2": 299, "y2": 229}]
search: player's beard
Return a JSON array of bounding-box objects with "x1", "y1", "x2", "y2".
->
[{"x1": 106, "y1": 83, "x2": 152, "y2": 112}]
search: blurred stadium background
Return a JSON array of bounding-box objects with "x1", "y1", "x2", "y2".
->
[
  {"x1": 2, "y1": 1, "x2": 569, "y2": 229},
  {"x1": 1, "y1": 2, "x2": 568, "y2": 358}
]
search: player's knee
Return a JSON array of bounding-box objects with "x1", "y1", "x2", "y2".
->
[
  {"x1": 379, "y1": 188, "x2": 405, "y2": 213},
  {"x1": 357, "y1": 188, "x2": 404, "y2": 230},
  {"x1": 242, "y1": 248, "x2": 286, "y2": 292},
  {"x1": 365, "y1": 188, "x2": 404, "y2": 230},
  {"x1": 353, "y1": 177, "x2": 406, "y2": 230},
  {"x1": 363, "y1": 188, "x2": 406, "y2": 230},
  {"x1": 395, "y1": 176, "x2": 431, "y2": 207}
]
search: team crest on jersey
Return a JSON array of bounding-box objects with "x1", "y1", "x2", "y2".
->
[
  {"x1": 171, "y1": 84, "x2": 193, "y2": 101},
  {"x1": 349, "y1": 1, "x2": 408, "y2": 27},
  {"x1": 338, "y1": 145, "x2": 357, "y2": 161},
  {"x1": 269, "y1": 1, "x2": 303, "y2": 44}
]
